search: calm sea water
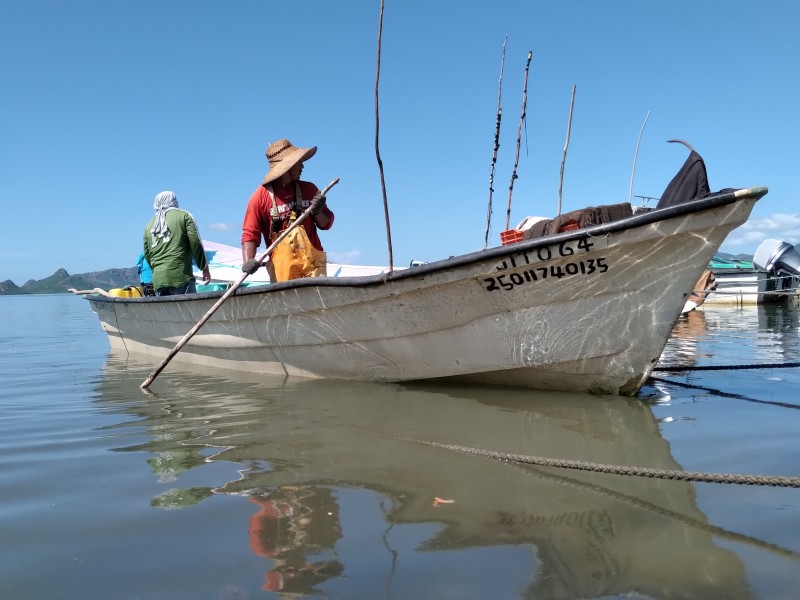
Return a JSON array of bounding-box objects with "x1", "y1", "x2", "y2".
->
[{"x1": 2, "y1": 294, "x2": 799, "y2": 600}]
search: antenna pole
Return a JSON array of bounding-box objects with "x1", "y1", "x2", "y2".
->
[{"x1": 629, "y1": 111, "x2": 650, "y2": 204}]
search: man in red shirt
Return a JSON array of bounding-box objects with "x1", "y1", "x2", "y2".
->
[{"x1": 241, "y1": 139, "x2": 334, "y2": 282}]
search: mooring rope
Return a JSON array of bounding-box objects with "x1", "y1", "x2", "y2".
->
[
  {"x1": 694, "y1": 289, "x2": 797, "y2": 297},
  {"x1": 654, "y1": 361, "x2": 800, "y2": 372},
  {"x1": 416, "y1": 440, "x2": 800, "y2": 488}
]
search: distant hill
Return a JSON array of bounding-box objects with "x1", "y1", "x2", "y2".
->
[
  {"x1": 715, "y1": 251, "x2": 755, "y2": 262},
  {"x1": 75, "y1": 268, "x2": 140, "y2": 290},
  {"x1": 0, "y1": 280, "x2": 27, "y2": 295},
  {"x1": 0, "y1": 267, "x2": 139, "y2": 295}
]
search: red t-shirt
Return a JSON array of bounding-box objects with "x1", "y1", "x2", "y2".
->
[{"x1": 241, "y1": 181, "x2": 334, "y2": 251}]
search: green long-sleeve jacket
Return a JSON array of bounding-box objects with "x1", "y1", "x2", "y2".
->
[{"x1": 143, "y1": 209, "x2": 209, "y2": 290}]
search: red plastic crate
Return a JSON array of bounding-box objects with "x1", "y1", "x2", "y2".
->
[
  {"x1": 558, "y1": 220, "x2": 580, "y2": 233},
  {"x1": 500, "y1": 229, "x2": 524, "y2": 245}
]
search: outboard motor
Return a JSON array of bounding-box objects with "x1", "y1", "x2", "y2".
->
[{"x1": 753, "y1": 239, "x2": 800, "y2": 277}]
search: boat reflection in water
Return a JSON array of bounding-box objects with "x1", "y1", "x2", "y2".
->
[
  {"x1": 248, "y1": 486, "x2": 344, "y2": 594},
  {"x1": 98, "y1": 351, "x2": 760, "y2": 599},
  {"x1": 657, "y1": 309, "x2": 710, "y2": 370},
  {"x1": 702, "y1": 303, "x2": 800, "y2": 365},
  {"x1": 659, "y1": 304, "x2": 800, "y2": 371}
]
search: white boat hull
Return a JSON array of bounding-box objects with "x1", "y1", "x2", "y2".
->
[
  {"x1": 704, "y1": 270, "x2": 797, "y2": 305},
  {"x1": 88, "y1": 188, "x2": 766, "y2": 395}
]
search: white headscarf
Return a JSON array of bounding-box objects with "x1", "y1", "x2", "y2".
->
[{"x1": 150, "y1": 191, "x2": 179, "y2": 245}]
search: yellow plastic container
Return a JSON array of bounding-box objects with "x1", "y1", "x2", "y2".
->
[{"x1": 109, "y1": 286, "x2": 143, "y2": 298}]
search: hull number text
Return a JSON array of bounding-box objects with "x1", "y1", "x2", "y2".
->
[
  {"x1": 494, "y1": 237, "x2": 595, "y2": 272},
  {"x1": 484, "y1": 258, "x2": 609, "y2": 292}
]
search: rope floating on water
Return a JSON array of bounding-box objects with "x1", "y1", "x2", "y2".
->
[{"x1": 417, "y1": 440, "x2": 800, "y2": 488}]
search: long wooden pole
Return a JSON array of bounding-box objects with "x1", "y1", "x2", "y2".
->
[
  {"x1": 484, "y1": 35, "x2": 507, "y2": 249},
  {"x1": 140, "y1": 177, "x2": 340, "y2": 390},
  {"x1": 375, "y1": 0, "x2": 393, "y2": 272},
  {"x1": 505, "y1": 51, "x2": 532, "y2": 231},
  {"x1": 557, "y1": 84, "x2": 576, "y2": 217}
]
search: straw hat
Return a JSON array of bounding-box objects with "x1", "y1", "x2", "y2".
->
[{"x1": 262, "y1": 139, "x2": 317, "y2": 184}]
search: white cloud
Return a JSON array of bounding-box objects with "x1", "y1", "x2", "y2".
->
[
  {"x1": 722, "y1": 213, "x2": 800, "y2": 252},
  {"x1": 206, "y1": 223, "x2": 231, "y2": 232}
]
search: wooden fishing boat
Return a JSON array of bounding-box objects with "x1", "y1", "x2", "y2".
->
[{"x1": 83, "y1": 186, "x2": 766, "y2": 395}]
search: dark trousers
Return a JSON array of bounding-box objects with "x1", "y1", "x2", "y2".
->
[{"x1": 156, "y1": 279, "x2": 197, "y2": 296}]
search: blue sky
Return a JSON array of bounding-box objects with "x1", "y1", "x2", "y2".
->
[{"x1": 2, "y1": 0, "x2": 798, "y2": 284}]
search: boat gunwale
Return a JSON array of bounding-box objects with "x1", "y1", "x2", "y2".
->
[{"x1": 88, "y1": 186, "x2": 766, "y2": 305}]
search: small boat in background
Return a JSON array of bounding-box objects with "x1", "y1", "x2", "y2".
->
[
  {"x1": 698, "y1": 239, "x2": 800, "y2": 307},
  {"x1": 195, "y1": 240, "x2": 396, "y2": 292}
]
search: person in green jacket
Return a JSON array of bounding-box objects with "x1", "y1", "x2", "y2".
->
[{"x1": 143, "y1": 191, "x2": 211, "y2": 296}]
